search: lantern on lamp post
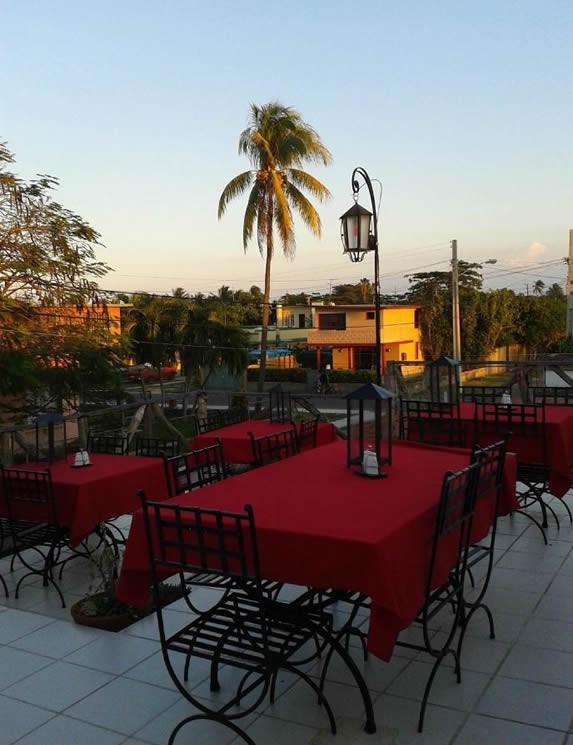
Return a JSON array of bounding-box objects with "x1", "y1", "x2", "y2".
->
[{"x1": 340, "y1": 167, "x2": 382, "y2": 387}]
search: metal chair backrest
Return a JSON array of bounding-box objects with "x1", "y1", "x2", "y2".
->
[
  {"x1": 195, "y1": 412, "x2": 223, "y2": 435},
  {"x1": 1, "y1": 467, "x2": 58, "y2": 524},
  {"x1": 422, "y1": 461, "x2": 480, "y2": 636},
  {"x1": 459, "y1": 386, "x2": 506, "y2": 403},
  {"x1": 297, "y1": 416, "x2": 319, "y2": 450},
  {"x1": 164, "y1": 441, "x2": 227, "y2": 496},
  {"x1": 87, "y1": 433, "x2": 128, "y2": 455},
  {"x1": 475, "y1": 402, "x2": 546, "y2": 468},
  {"x1": 139, "y1": 493, "x2": 261, "y2": 584},
  {"x1": 470, "y1": 439, "x2": 506, "y2": 507},
  {"x1": 530, "y1": 386, "x2": 573, "y2": 406},
  {"x1": 400, "y1": 399, "x2": 464, "y2": 446},
  {"x1": 134, "y1": 437, "x2": 180, "y2": 458},
  {"x1": 249, "y1": 428, "x2": 299, "y2": 467},
  {"x1": 218, "y1": 407, "x2": 249, "y2": 427}
]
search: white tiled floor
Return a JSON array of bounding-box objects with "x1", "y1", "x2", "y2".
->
[{"x1": 0, "y1": 495, "x2": 572, "y2": 745}]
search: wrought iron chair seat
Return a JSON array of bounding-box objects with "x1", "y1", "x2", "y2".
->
[{"x1": 139, "y1": 496, "x2": 376, "y2": 742}]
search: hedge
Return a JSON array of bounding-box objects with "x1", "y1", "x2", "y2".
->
[
  {"x1": 329, "y1": 369, "x2": 377, "y2": 384},
  {"x1": 246, "y1": 368, "x2": 306, "y2": 383}
]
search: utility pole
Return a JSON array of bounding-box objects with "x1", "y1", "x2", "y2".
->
[
  {"x1": 567, "y1": 229, "x2": 573, "y2": 336},
  {"x1": 451, "y1": 239, "x2": 461, "y2": 361}
]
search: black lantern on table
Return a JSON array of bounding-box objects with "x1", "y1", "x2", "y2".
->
[
  {"x1": 429, "y1": 356, "x2": 461, "y2": 404},
  {"x1": 346, "y1": 382, "x2": 393, "y2": 478}
]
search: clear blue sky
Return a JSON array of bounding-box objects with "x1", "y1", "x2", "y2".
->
[{"x1": 2, "y1": 0, "x2": 571, "y2": 299}]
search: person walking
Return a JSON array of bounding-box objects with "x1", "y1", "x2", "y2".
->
[{"x1": 318, "y1": 367, "x2": 330, "y2": 394}]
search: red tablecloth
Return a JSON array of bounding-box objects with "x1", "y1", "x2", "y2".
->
[
  {"x1": 116, "y1": 440, "x2": 516, "y2": 661},
  {"x1": 6, "y1": 454, "x2": 168, "y2": 545},
  {"x1": 191, "y1": 419, "x2": 338, "y2": 463},
  {"x1": 459, "y1": 402, "x2": 573, "y2": 497}
]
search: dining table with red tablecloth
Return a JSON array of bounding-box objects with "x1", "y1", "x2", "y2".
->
[
  {"x1": 1, "y1": 454, "x2": 169, "y2": 546},
  {"x1": 116, "y1": 438, "x2": 517, "y2": 662},
  {"x1": 191, "y1": 418, "x2": 338, "y2": 463},
  {"x1": 458, "y1": 401, "x2": 573, "y2": 497}
]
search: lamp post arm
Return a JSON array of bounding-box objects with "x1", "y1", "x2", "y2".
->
[{"x1": 351, "y1": 167, "x2": 382, "y2": 386}]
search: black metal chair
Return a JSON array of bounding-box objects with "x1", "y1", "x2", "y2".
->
[
  {"x1": 87, "y1": 433, "x2": 128, "y2": 455},
  {"x1": 394, "y1": 461, "x2": 480, "y2": 731},
  {"x1": 399, "y1": 399, "x2": 465, "y2": 447},
  {"x1": 194, "y1": 412, "x2": 223, "y2": 435},
  {"x1": 133, "y1": 436, "x2": 180, "y2": 458},
  {"x1": 218, "y1": 407, "x2": 249, "y2": 427},
  {"x1": 474, "y1": 402, "x2": 561, "y2": 542},
  {"x1": 249, "y1": 428, "x2": 299, "y2": 467},
  {"x1": 0, "y1": 466, "x2": 98, "y2": 607},
  {"x1": 530, "y1": 386, "x2": 573, "y2": 405},
  {"x1": 316, "y1": 461, "x2": 480, "y2": 733},
  {"x1": 138, "y1": 493, "x2": 376, "y2": 743},
  {"x1": 297, "y1": 416, "x2": 320, "y2": 450},
  {"x1": 457, "y1": 440, "x2": 507, "y2": 650},
  {"x1": 163, "y1": 441, "x2": 227, "y2": 497}
]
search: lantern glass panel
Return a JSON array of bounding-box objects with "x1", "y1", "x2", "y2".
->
[{"x1": 345, "y1": 383, "x2": 393, "y2": 477}]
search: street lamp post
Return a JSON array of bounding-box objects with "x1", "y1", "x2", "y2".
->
[
  {"x1": 340, "y1": 167, "x2": 382, "y2": 386},
  {"x1": 451, "y1": 238, "x2": 497, "y2": 361},
  {"x1": 451, "y1": 239, "x2": 461, "y2": 362}
]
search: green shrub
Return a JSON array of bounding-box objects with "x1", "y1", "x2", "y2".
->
[{"x1": 329, "y1": 369, "x2": 376, "y2": 384}]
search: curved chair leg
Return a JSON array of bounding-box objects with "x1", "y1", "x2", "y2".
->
[
  {"x1": 559, "y1": 497, "x2": 573, "y2": 524},
  {"x1": 167, "y1": 714, "x2": 258, "y2": 745},
  {"x1": 418, "y1": 649, "x2": 458, "y2": 733},
  {"x1": 456, "y1": 602, "x2": 495, "y2": 669},
  {"x1": 316, "y1": 626, "x2": 376, "y2": 734},
  {"x1": 541, "y1": 498, "x2": 560, "y2": 530},
  {"x1": 514, "y1": 509, "x2": 548, "y2": 544}
]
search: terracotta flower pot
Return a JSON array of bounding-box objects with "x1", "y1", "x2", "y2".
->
[{"x1": 70, "y1": 592, "x2": 139, "y2": 632}]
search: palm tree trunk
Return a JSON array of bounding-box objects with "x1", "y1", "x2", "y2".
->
[{"x1": 257, "y1": 204, "x2": 274, "y2": 395}]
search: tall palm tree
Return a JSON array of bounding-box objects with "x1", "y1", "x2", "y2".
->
[
  {"x1": 532, "y1": 279, "x2": 545, "y2": 296},
  {"x1": 218, "y1": 101, "x2": 332, "y2": 391}
]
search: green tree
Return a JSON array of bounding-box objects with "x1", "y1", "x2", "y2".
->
[
  {"x1": 546, "y1": 283, "x2": 564, "y2": 298},
  {"x1": 0, "y1": 140, "x2": 120, "y2": 417},
  {"x1": 532, "y1": 279, "x2": 545, "y2": 296},
  {"x1": 126, "y1": 293, "x2": 189, "y2": 368},
  {"x1": 513, "y1": 294, "x2": 566, "y2": 353},
  {"x1": 179, "y1": 307, "x2": 249, "y2": 389},
  {"x1": 0, "y1": 142, "x2": 109, "y2": 307},
  {"x1": 218, "y1": 101, "x2": 332, "y2": 391}
]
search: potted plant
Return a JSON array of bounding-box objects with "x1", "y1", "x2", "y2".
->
[{"x1": 70, "y1": 532, "x2": 184, "y2": 631}]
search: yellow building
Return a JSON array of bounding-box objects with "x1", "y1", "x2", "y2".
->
[
  {"x1": 37, "y1": 302, "x2": 125, "y2": 336},
  {"x1": 306, "y1": 304, "x2": 423, "y2": 372}
]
